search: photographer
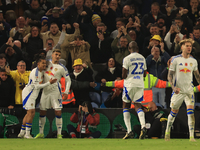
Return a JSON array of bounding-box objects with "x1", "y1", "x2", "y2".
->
[{"x1": 67, "y1": 101, "x2": 101, "y2": 138}]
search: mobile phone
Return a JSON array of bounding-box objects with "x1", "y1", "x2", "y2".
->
[
  {"x1": 48, "y1": 43, "x2": 52, "y2": 47},
  {"x1": 43, "y1": 22, "x2": 48, "y2": 26}
]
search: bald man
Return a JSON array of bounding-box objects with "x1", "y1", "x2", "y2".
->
[{"x1": 0, "y1": 38, "x2": 22, "y2": 70}]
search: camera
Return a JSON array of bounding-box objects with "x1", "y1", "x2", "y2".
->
[
  {"x1": 99, "y1": 30, "x2": 102, "y2": 34},
  {"x1": 48, "y1": 43, "x2": 52, "y2": 47}
]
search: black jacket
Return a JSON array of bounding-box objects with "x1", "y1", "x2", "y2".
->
[
  {"x1": 0, "y1": 44, "x2": 22, "y2": 70},
  {"x1": 0, "y1": 76, "x2": 15, "y2": 107}
]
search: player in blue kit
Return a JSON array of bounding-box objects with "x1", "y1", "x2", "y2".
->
[
  {"x1": 18, "y1": 57, "x2": 57, "y2": 139},
  {"x1": 122, "y1": 41, "x2": 147, "y2": 139}
]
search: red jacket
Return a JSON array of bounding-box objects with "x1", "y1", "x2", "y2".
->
[{"x1": 70, "y1": 110, "x2": 100, "y2": 134}]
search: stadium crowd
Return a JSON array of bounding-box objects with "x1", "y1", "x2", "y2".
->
[{"x1": 1, "y1": 0, "x2": 200, "y2": 139}]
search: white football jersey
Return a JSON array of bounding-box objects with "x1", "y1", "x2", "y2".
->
[
  {"x1": 123, "y1": 52, "x2": 147, "y2": 88},
  {"x1": 170, "y1": 54, "x2": 198, "y2": 93},
  {"x1": 22, "y1": 67, "x2": 50, "y2": 101},
  {"x1": 43, "y1": 61, "x2": 70, "y2": 94}
]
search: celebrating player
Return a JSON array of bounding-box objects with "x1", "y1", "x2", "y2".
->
[
  {"x1": 35, "y1": 49, "x2": 71, "y2": 139},
  {"x1": 18, "y1": 57, "x2": 57, "y2": 139},
  {"x1": 165, "y1": 38, "x2": 200, "y2": 142},
  {"x1": 122, "y1": 41, "x2": 147, "y2": 139}
]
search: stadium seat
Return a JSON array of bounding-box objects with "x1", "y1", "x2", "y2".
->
[{"x1": 31, "y1": 112, "x2": 50, "y2": 137}]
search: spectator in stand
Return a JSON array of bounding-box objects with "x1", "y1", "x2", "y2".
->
[
  {"x1": 142, "y1": 24, "x2": 160, "y2": 55},
  {"x1": 62, "y1": 0, "x2": 93, "y2": 33},
  {"x1": 0, "y1": 10, "x2": 11, "y2": 48},
  {"x1": 143, "y1": 34, "x2": 163, "y2": 58},
  {"x1": 141, "y1": 2, "x2": 166, "y2": 34},
  {"x1": 24, "y1": 22, "x2": 80, "y2": 67},
  {"x1": 67, "y1": 101, "x2": 101, "y2": 138},
  {"x1": 109, "y1": 0, "x2": 122, "y2": 18},
  {"x1": 5, "y1": 60, "x2": 31, "y2": 107},
  {"x1": 4, "y1": 0, "x2": 29, "y2": 18},
  {"x1": 46, "y1": 7, "x2": 65, "y2": 31},
  {"x1": 0, "y1": 37, "x2": 23, "y2": 70},
  {"x1": 146, "y1": 45, "x2": 170, "y2": 108},
  {"x1": 110, "y1": 18, "x2": 126, "y2": 39},
  {"x1": 24, "y1": 26, "x2": 43, "y2": 70},
  {"x1": 111, "y1": 28, "x2": 132, "y2": 65},
  {"x1": 40, "y1": 16, "x2": 49, "y2": 33},
  {"x1": 98, "y1": 2, "x2": 116, "y2": 33},
  {"x1": 0, "y1": 68, "x2": 15, "y2": 109},
  {"x1": 9, "y1": 16, "x2": 31, "y2": 45},
  {"x1": 61, "y1": 0, "x2": 73, "y2": 11},
  {"x1": 70, "y1": 58, "x2": 94, "y2": 107},
  {"x1": 90, "y1": 22, "x2": 113, "y2": 64},
  {"x1": 164, "y1": 23, "x2": 184, "y2": 56},
  {"x1": 39, "y1": 0, "x2": 55, "y2": 12},
  {"x1": 190, "y1": 26, "x2": 200, "y2": 46},
  {"x1": 24, "y1": 0, "x2": 46, "y2": 21},
  {"x1": 66, "y1": 35, "x2": 92, "y2": 69},
  {"x1": 82, "y1": 14, "x2": 102, "y2": 45},
  {"x1": 95, "y1": 58, "x2": 122, "y2": 105},
  {"x1": 160, "y1": 0, "x2": 178, "y2": 29},
  {"x1": 121, "y1": 5, "x2": 131, "y2": 23},
  {"x1": 188, "y1": 0, "x2": 200, "y2": 26},
  {"x1": 0, "y1": 54, "x2": 8, "y2": 69},
  {"x1": 156, "y1": 16, "x2": 167, "y2": 37},
  {"x1": 84, "y1": 0, "x2": 93, "y2": 11}
]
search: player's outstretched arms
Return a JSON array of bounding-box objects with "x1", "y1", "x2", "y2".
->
[{"x1": 194, "y1": 70, "x2": 200, "y2": 84}]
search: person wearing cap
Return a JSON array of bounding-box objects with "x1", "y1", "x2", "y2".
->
[
  {"x1": 0, "y1": 10, "x2": 11, "y2": 48},
  {"x1": 146, "y1": 44, "x2": 170, "y2": 108},
  {"x1": 70, "y1": 58, "x2": 94, "y2": 107},
  {"x1": 40, "y1": 16, "x2": 49, "y2": 33},
  {"x1": 143, "y1": 34, "x2": 162, "y2": 58}
]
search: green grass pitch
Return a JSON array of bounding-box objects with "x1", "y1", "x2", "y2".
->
[{"x1": 0, "y1": 139, "x2": 199, "y2": 150}]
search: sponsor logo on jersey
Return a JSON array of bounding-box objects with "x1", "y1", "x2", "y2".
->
[
  {"x1": 133, "y1": 76, "x2": 140, "y2": 79},
  {"x1": 39, "y1": 80, "x2": 43, "y2": 84},
  {"x1": 179, "y1": 63, "x2": 183, "y2": 66},
  {"x1": 179, "y1": 68, "x2": 191, "y2": 73},
  {"x1": 45, "y1": 71, "x2": 54, "y2": 76}
]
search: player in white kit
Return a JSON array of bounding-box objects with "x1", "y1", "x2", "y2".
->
[
  {"x1": 165, "y1": 39, "x2": 200, "y2": 142},
  {"x1": 18, "y1": 57, "x2": 57, "y2": 139},
  {"x1": 35, "y1": 49, "x2": 71, "y2": 139},
  {"x1": 122, "y1": 41, "x2": 147, "y2": 139}
]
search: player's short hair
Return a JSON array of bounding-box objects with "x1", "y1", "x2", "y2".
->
[
  {"x1": 97, "y1": 22, "x2": 106, "y2": 27},
  {"x1": 50, "y1": 22, "x2": 58, "y2": 27},
  {"x1": 174, "y1": 16, "x2": 183, "y2": 22},
  {"x1": 193, "y1": 26, "x2": 200, "y2": 31},
  {"x1": 0, "y1": 68, "x2": 6, "y2": 73},
  {"x1": 0, "y1": 53, "x2": 6, "y2": 59},
  {"x1": 17, "y1": 60, "x2": 26, "y2": 66},
  {"x1": 46, "y1": 38, "x2": 54, "y2": 43},
  {"x1": 74, "y1": 35, "x2": 83, "y2": 40},
  {"x1": 116, "y1": 18, "x2": 126, "y2": 25},
  {"x1": 128, "y1": 41, "x2": 139, "y2": 52},
  {"x1": 150, "y1": 23, "x2": 158, "y2": 28},
  {"x1": 52, "y1": 49, "x2": 61, "y2": 53},
  {"x1": 36, "y1": 56, "x2": 46, "y2": 64},
  {"x1": 179, "y1": 38, "x2": 194, "y2": 47}
]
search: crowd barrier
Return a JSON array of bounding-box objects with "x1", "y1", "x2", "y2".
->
[{"x1": 0, "y1": 108, "x2": 200, "y2": 138}]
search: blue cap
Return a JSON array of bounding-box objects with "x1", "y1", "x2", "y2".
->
[{"x1": 41, "y1": 16, "x2": 48, "y2": 22}]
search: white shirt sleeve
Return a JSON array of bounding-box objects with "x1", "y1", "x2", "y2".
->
[
  {"x1": 122, "y1": 57, "x2": 129, "y2": 70},
  {"x1": 61, "y1": 67, "x2": 71, "y2": 94},
  {"x1": 169, "y1": 58, "x2": 176, "y2": 72}
]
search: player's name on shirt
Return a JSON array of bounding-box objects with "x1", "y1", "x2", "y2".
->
[{"x1": 130, "y1": 57, "x2": 144, "y2": 62}]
